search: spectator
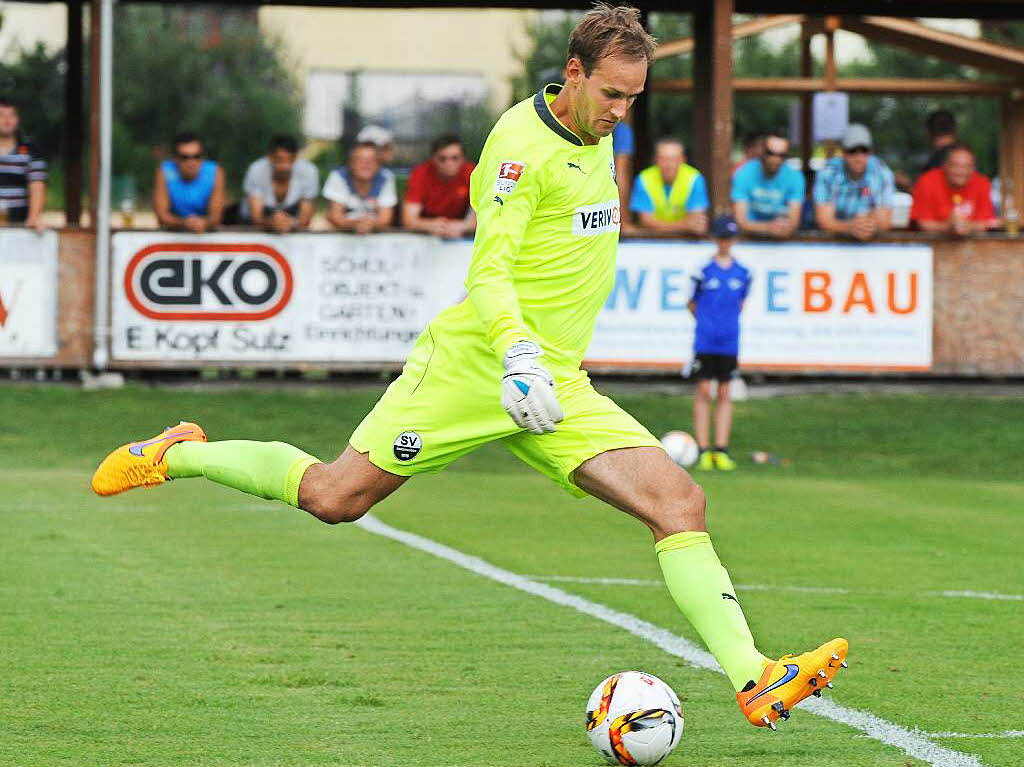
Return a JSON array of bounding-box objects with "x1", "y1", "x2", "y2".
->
[
  {"x1": 733, "y1": 130, "x2": 764, "y2": 174},
  {"x1": 688, "y1": 214, "x2": 750, "y2": 473},
  {"x1": 813, "y1": 124, "x2": 895, "y2": 241},
  {"x1": 731, "y1": 129, "x2": 804, "y2": 239},
  {"x1": 241, "y1": 135, "x2": 319, "y2": 233},
  {"x1": 612, "y1": 120, "x2": 634, "y2": 224},
  {"x1": 153, "y1": 131, "x2": 225, "y2": 233},
  {"x1": 356, "y1": 125, "x2": 395, "y2": 167},
  {"x1": 923, "y1": 110, "x2": 958, "y2": 174},
  {"x1": 403, "y1": 134, "x2": 476, "y2": 238},
  {"x1": 911, "y1": 144, "x2": 998, "y2": 235},
  {"x1": 629, "y1": 137, "x2": 709, "y2": 235},
  {"x1": 0, "y1": 97, "x2": 47, "y2": 231},
  {"x1": 323, "y1": 141, "x2": 397, "y2": 234}
]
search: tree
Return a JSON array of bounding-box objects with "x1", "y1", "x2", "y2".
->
[
  {"x1": 0, "y1": 43, "x2": 69, "y2": 162},
  {"x1": 113, "y1": 6, "x2": 301, "y2": 198}
]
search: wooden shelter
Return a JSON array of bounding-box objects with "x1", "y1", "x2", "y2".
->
[
  {"x1": 651, "y1": 12, "x2": 1024, "y2": 212},
  {"x1": 49, "y1": 0, "x2": 1023, "y2": 227}
]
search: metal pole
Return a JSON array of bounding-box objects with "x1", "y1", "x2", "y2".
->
[{"x1": 92, "y1": 0, "x2": 113, "y2": 370}]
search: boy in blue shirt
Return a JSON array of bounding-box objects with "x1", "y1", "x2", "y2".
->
[{"x1": 688, "y1": 214, "x2": 751, "y2": 471}]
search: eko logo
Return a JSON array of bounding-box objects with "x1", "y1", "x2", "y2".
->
[{"x1": 124, "y1": 243, "x2": 293, "y2": 320}]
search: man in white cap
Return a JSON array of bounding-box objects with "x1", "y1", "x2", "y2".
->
[
  {"x1": 356, "y1": 125, "x2": 395, "y2": 167},
  {"x1": 813, "y1": 123, "x2": 895, "y2": 241}
]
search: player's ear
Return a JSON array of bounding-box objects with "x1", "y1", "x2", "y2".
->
[{"x1": 565, "y1": 57, "x2": 585, "y2": 85}]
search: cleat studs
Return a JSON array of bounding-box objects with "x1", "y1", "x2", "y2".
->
[
  {"x1": 809, "y1": 678, "x2": 817, "y2": 687},
  {"x1": 818, "y1": 669, "x2": 827, "y2": 678},
  {"x1": 825, "y1": 681, "x2": 834, "y2": 689},
  {"x1": 832, "y1": 652, "x2": 840, "y2": 660},
  {"x1": 840, "y1": 661, "x2": 848, "y2": 668},
  {"x1": 780, "y1": 709, "x2": 791, "y2": 720},
  {"x1": 812, "y1": 689, "x2": 822, "y2": 697}
]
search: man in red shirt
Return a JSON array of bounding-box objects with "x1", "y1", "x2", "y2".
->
[
  {"x1": 911, "y1": 145, "x2": 998, "y2": 235},
  {"x1": 402, "y1": 134, "x2": 476, "y2": 238}
]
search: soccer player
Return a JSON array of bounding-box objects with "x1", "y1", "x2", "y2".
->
[
  {"x1": 688, "y1": 214, "x2": 749, "y2": 472},
  {"x1": 92, "y1": 4, "x2": 846, "y2": 731}
]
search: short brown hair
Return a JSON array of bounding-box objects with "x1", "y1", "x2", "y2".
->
[{"x1": 567, "y1": 3, "x2": 657, "y2": 76}]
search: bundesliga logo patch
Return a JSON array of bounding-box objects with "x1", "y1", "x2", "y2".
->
[
  {"x1": 495, "y1": 161, "x2": 526, "y2": 194},
  {"x1": 393, "y1": 431, "x2": 422, "y2": 461}
]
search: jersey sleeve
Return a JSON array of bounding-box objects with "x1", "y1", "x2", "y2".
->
[
  {"x1": 377, "y1": 171, "x2": 398, "y2": 209},
  {"x1": 405, "y1": 164, "x2": 427, "y2": 205},
  {"x1": 465, "y1": 135, "x2": 547, "y2": 359},
  {"x1": 731, "y1": 164, "x2": 751, "y2": 203},
  {"x1": 685, "y1": 174, "x2": 709, "y2": 212},
  {"x1": 787, "y1": 168, "x2": 806, "y2": 204},
  {"x1": 629, "y1": 176, "x2": 654, "y2": 213}
]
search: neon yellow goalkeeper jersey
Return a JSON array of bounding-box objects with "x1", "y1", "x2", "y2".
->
[{"x1": 430, "y1": 84, "x2": 621, "y2": 374}]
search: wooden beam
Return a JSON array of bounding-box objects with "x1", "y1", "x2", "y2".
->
[
  {"x1": 654, "y1": 13, "x2": 804, "y2": 60},
  {"x1": 841, "y1": 15, "x2": 1024, "y2": 78},
  {"x1": 709, "y1": 0, "x2": 734, "y2": 213},
  {"x1": 1002, "y1": 94, "x2": 1024, "y2": 231},
  {"x1": 800, "y1": 21, "x2": 813, "y2": 169},
  {"x1": 64, "y1": 0, "x2": 83, "y2": 226},
  {"x1": 652, "y1": 77, "x2": 1011, "y2": 94},
  {"x1": 634, "y1": 9, "x2": 651, "y2": 172},
  {"x1": 824, "y1": 26, "x2": 837, "y2": 91}
]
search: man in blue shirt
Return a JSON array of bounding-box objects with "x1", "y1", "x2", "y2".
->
[
  {"x1": 688, "y1": 214, "x2": 751, "y2": 471},
  {"x1": 813, "y1": 123, "x2": 895, "y2": 241},
  {"x1": 630, "y1": 137, "x2": 709, "y2": 235},
  {"x1": 153, "y1": 131, "x2": 225, "y2": 233},
  {"x1": 731, "y1": 130, "x2": 803, "y2": 239}
]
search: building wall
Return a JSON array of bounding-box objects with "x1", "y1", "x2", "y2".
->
[
  {"x1": 0, "y1": 1, "x2": 66, "y2": 60},
  {"x1": 258, "y1": 7, "x2": 535, "y2": 115}
]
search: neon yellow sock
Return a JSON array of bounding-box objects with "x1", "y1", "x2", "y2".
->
[
  {"x1": 656, "y1": 531, "x2": 768, "y2": 691},
  {"x1": 165, "y1": 441, "x2": 320, "y2": 508}
]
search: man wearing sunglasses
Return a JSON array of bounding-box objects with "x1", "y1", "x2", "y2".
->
[
  {"x1": 153, "y1": 131, "x2": 225, "y2": 233},
  {"x1": 731, "y1": 130, "x2": 803, "y2": 239},
  {"x1": 813, "y1": 124, "x2": 894, "y2": 242}
]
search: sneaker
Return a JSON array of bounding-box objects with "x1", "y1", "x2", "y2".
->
[
  {"x1": 695, "y1": 450, "x2": 715, "y2": 471},
  {"x1": 737, "y1": 638, "x2": 849, "y2": 730},
  {"x1": 713, "y1": 450, "x2": 737, "y2": 471},
  {"x1": 91, "y1": 421, "x2": 207, "y2": 496}
]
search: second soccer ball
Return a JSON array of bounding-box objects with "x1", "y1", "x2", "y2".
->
[{"x1": 660, "y1": 430, "x2": 699, "y2": 468}]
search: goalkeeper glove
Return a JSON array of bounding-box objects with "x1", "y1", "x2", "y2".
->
[{"x1": 501, "y1": 340, "x2": 564, "y2": 434}]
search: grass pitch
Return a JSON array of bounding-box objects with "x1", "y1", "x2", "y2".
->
[{"x1": 1, "y1": 384, "x2": 1022, "y2": 767}]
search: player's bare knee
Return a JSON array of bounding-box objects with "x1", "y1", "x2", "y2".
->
[
  {"x1": 653, "y1": 474, "x2": 706, "y2": 534},
  {"x1": 305, "y1": 491, "x2": 372, "y2": 525}
]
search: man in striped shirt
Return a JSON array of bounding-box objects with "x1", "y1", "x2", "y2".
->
[{"x1": 0, "y1": 97, "x2": 47, "y2": 231}]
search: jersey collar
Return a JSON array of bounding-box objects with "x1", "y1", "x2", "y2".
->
[{"x1": 533, "y1": 84, "x2": 584, "y2": 147}]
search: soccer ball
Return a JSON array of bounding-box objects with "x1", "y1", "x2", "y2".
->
[
  {"x1": 585, "y1": 671, "x2": 684, "y2": 766},
  {"x1": 660, "y1": 430, "x2": 699, "y2": 468}
]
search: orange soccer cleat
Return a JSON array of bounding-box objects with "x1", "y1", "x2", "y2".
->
[
  {"x1": 91, "y1": 421, "x2": 206, "y2": 496},
  {"x1": 737, "y1": 638, "x2": 849, "y2": 730}
]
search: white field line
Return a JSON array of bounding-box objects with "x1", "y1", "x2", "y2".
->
[
  {"x1": 526, "y1": 575, "x2": 848, "y2": 594},
  {"x1": 936, "y1": 590, "x2": 1024, "y2": 602},
  {"x1": 928, "y1": 732, "x2": 1024, "y2": 740},
  {"x1": 525, "y1": 576, "x2": 1023, "y2": 602},
  {"x1": 356, "y1": 515, "x2": 985, "y2": 767}
]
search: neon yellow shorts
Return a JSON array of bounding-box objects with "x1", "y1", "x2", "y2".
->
[{"x1": 349, "y1": 325, "x2": 661, "y2": 497}]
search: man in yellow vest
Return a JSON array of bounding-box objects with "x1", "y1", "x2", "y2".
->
[{"x1": 629, "y1": 136, "x2": 709, "y2": 234}]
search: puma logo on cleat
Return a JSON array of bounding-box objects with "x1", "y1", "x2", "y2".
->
[
  {"x1": 722, "y1": 593, "x2": 738, "y2": 602},
  {"x1": 567, "y1": 161, "x2": 585, "y2": 174}
]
